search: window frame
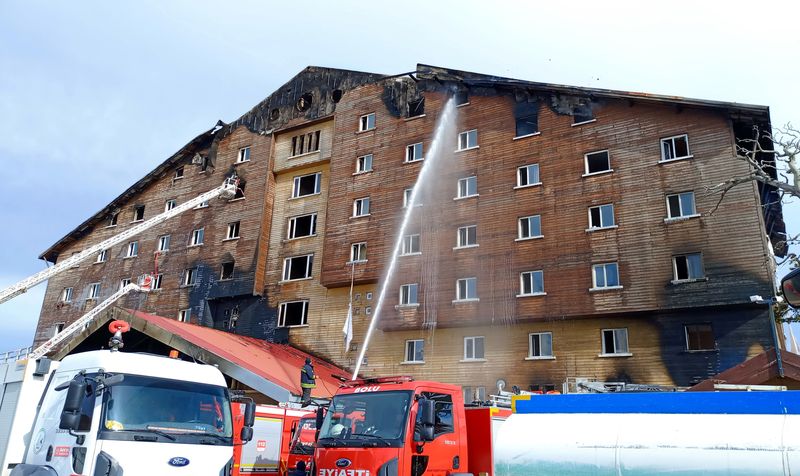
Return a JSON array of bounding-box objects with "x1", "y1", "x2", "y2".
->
[
  {"x1": 151, "y1": 273, "x2": 163, "y2": 290},
  {"x1": 518, "y1": 270, "x2": 545, "y2": 297},
  {"x1": 456, "y1": 225, "x2": 478, "y2": 249},
  {"x1": 96, "y1": 249, "x2": 108, "y2": 263},
  {"x1": 587, "y1": 203, "x2": 616, "y2": 230},
  {"x1": 124, "y1": 241, "x2": 138, "y2": 258},
  {"x1": 591, "y1": 262, "x2": 622, "y2": 291},
  {"x1": 355, "y1": 154, "x2": 373, "y2": 174},
  {"x1": 350, "y1": 242, "x2": 368, "y2": 263},
  {"x1": 456, "y1": 176, "x2": 478, "y2": 199},
  {"x1": 462, "y1": 336, "x2": 486, "y2": 361},
  {"x1": 157, "y1": 234, "x2": 170, "y2": 252},
  {"x1": 226, "y1": 221, "x2": 240, "y2": 240},
  {"x1": 665, "y1": 191, "x2": 698, "y2": 221},
  {"x1": 190, "y1": 228, "x2": 205, "y2": 246},
  {"x1": 457, "y1": 129, "x2": 478, "y2": 151},
  {"x1": 405, "y1": 142, "x2": 424, "y2": 163},
  {"x1": 278, "y1": 300, "x2": 310, "y2": 327},
  {"x1": 182, "y1": 268, "x2": 197, "y2": 286},
  {"x1": 516, "y1": 164, "x2": 541, "y2": 188},
  {"x1": 132, "y1": 205, "x2": 145, "y2": 222},
  {"x1": 600, "y1": 328, "x2": 630, "y2": 356},
  {"x1": 359, "y1": 113, "x2": 376, "y2": 132},
  {"x1": 527, "y1": 332, "x2": 554, "y2": 359},
  {"x1": 164, "y1": 199, "x2": 177, "y2": 212},
  {"x1": 178, "y1": 309, "x2": 191, "y2": 322},
  {"x1": 659, "y1": 134, "x2": 692, "y2": 163},
  {"x1": 61, "y1": 287, "x2": 73, "y2": 303},
  {"x1": 684, "y1": 323, "x2": 716, "y2": 352},
  {"x1": 353, "y1": 197, "x2": 371, "y2": 217},
  {"x1": 282, "y1": 254, "x2": 314, "y2": 281},
  {"x1": 88, "y1": 282, "x2": 101, "y2": 300},
  {"x1": 404, "y1": 339, "x2": 425, "y2": 363},
  {"x1": 287, "y1": 213, "x2": 318, "y2": 239},
  {"x1": 672, "y1": 253, "x2": 705, "y2": 283},
  {"x1": 220, "y1": 262, "x2": 235, "y2": 281},
  {"x1": 455, "y1": 277, "x2": 478, "y2": 302},
  {"x1": 291, "y1": 172, "x2": 322, "y2": 199},
  {"x1": 236, "y1": 146, "x2": 251, "y2": 163},
  {"x1": 400, "y1": 234, "x2": 421, "y2": 255},
  {"x1": 398, "y1": 283, "x2": 419, "y2": 306},
  {"x1": 119, "y1": 279, "x2": 131, "y2": 291},
  {"x1": 583, "y1": 150, "x2": 612, "y2": 176},
  {"x1": 517, "y1": 215, "x2": 543, "y2": 240}
]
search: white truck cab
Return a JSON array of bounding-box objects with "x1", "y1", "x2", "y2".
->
[{"x1": 12, "y1": 350, "x2": 237, "y2": 476}]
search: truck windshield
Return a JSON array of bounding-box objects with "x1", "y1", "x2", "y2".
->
[
  {"x1": 289, "y1": 417, "x2": 317, "y2": 455},
  {"x1": 317, "y1": 391, "x2": 411, "y2": 448},
  {"x1": 100, "y1": 374, "x2": 232, "y2": 443}
]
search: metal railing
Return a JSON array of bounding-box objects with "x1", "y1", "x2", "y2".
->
[{"x1": 0, "y1": 346, "x2": 32, "y2": 364}]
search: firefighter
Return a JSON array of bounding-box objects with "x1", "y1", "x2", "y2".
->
[{"x1": 300, "y1": 357, "x2": 316, "y2": 406}]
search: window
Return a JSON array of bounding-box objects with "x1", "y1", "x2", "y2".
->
[
  {"x1": 673, "y1": 253, "x2": 704, "y2": 282},
  {"x1": 456, "y1": 277, "x2": 478, "y2": 301},
  {"x1": 226, "y1": 221, "x2": 240, "y2": 240},
  {"x1": 519, "y1": 270, "x2": 545, "y2": 296},
  {"x1": 232, "y1": 181, "x2": 246, "y2": 200},
  {"x1": 601, "y1": 328, "x2": 629, "y2": 355},
  {"x1": 183, "y1": 268, "x2": 197, "y2": 286},
  {"x1": 220, "y1": 262, "x2": 234, "y2": 280},
  {"x1": 584, "y1": 150, "x2": 611, "y2": 175},
  {"x1": 592, "y1": 263, "x2": 620, "y2": 289},
  {"x1": 96, "y1": 249, "x2": 108, "y2": 263},
  {"x1": 405, "y1": 143, "x2": 423, "y2": 163},
  {"x1": 359, "y1": 113, "x2": 375, "y2": 132},
  {"x1": 407, "y1": 98, "x2": 425, "y2": 118},
  {"x1": 278, "y1": 300, "x2": 309, "y2": 327},
  {"x1": 292, "y1": 172, "x2": 321, "y2": 198},
  {"x1": 353, "y1": 197, "x2": 370, "y2": 217},
  {"x1": 290, "y1": 131, "x2": 321, "y2": 156},
  {"x1": 588, "y1": 204, "x2": 615, "y2": 229},
  {"x1": 455, "y1": 91, "x2": 469, "y2": 106},
  {"x1": 119, "y1": 279, "x2": 130, "y2": 291},
  {"x1": 404, "y1": 340, "x2": 424, "y2": 363},
  {"x1": 401, "y1": 234, "x2": 420, "y2": 255},
  {"x1": 685, "y1": 324, "x2": 715, "y2": 351},
  {"x1": 517, "y1": 164, "x2": 540, "y2": 187},
  {"x1": 164, "y1": 199, "x2": 176, "y2": 212},
  {"x1": 191, "y1": 228, "x2": 204, "y2": 246},
  {"x1": 666, "y1": 192, "x2": 697, "y2": 219},
  {"x1": 174, "y1": 166, "x2": 184, "y2": 179},
  {"x1": 195, "y1": 193, "x2": 209, "y2": 209},
  {"x1": 151, "y1": 274, "x2": 163, "y2": 290},
  {"x1": 288, "y1": 213, "x2": 317, "y2": 239},
  {"x1": 350, "y1": 242, "x2": 367, "y2": 263},
  {"x1": 61, "y1": 287, "x2": 73, "y2": 303},
  {"x1": 403, "y1": 188, "x2": 422, "y2": 208},
  {"x1": 528, "y1": 332, "x2": 553, "y2": 358},
  {"x1": 573, "y1": 107, "x2": 594, "y2": 124},
  {"x1": 107, "y1": 213, "x2": 119, "y2": 227},
  {"x1": 457, "y1": 130, "x2": 478, "y2": 150},
  {"x1": 283, "y1": 254, "x2": 313, "y2": 281},
  {"x1": 125, "y1": 241, "x2": 138, "y2": 258},
  {"x1": 399, "y1": 284, "x2": 418, "y2": 306},
  {"x1": 515, "y1": 114, "x2": 539, "y2": 137},
  {"x1": 356, "y1": 154, "x2": 373, "y2": 173},
  {"x1": 237, "y1": 146, "x2": 251, "y2": 163},
  {"x1": 457, "y1": 225, "x2": 477, "y2": 248},
  {"x1": 660, "y1": 134, "x2": 691, "y2": 162},
  {"x1": 463, "y1": 336, "x2": 485, "y2": 360},
  {"x1": 518, "y1": 215, "x2": 542, "y2": 240},
  {"x1": 157, "y1": 234, "x2": 170, "y2": 252},
  {"x1": 457, "y1": 176, "x2": 477, "y2": 198},
  {"x1": 88, "y1": 283, "x2": 101, "y2": 300},
  {"x1": 178, "y1": 309, "x2": 191, "y2": 322},
  {"x1": 415, "y1": 393, "x2": 456, "y2": 438},
  {"x1": 133, "y1": 205, "x2": 145, "y2": 222}
]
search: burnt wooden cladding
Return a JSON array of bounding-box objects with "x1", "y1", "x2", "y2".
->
[
  {"x1": 35, "y1": 127, "x2": 276, "y2": 345},
  {"x1": 320, "y1": 86, "x2": 773, "y2": 332}
]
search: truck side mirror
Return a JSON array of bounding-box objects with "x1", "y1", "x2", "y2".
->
[
  {"x1": 418, "y1": 399, "x2": 435, "y2": 442},
  {"x1": 240, "y1": 426, "x2": 254, "y2": 443},
  {"x1": 59, "y1": 379, "x2": 87, "y2": 430},
  {"x1": 244, "y1": 401, "x2": 256, "y2": 428},
  {"x1": 782, "y1": 268, "x2": 800, "y2": 308}
]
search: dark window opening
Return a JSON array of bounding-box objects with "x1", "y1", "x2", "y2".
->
[
  {"x1": 291, "y1": 130, "x2": 321, "y2": 156},
  {"x1": 515, "y1": 114, "x2": 539, "y2": 137},
  {"x1": 270, "y1": 108, "x2": 280, "y2": 121},
  {"x1": 573, "y1": 106, "x2": 594, "y2": 124},
  {"x1": 108, "y1": 213, "x2": 119, "y2": 227},
  {"x1": 174, "y1": 166, "x2": 184, "y2": 179},
  {"x1": 279, "y1": 301, "x2": 308, "y2": 327},
  {"x1": 685, "y1": 324, "x2": 715, "y2": 351},
  {"x1": 455, "y1": 91, "x2": 469, "y2": 106},
  {"x1": 293, "y1": 173, "x2": 320, "y2": 197},
  {"x1": 233, "y1": 181, "x2": 246, "y2": 200},
  {"x1": 297, "y1": 93, "x2": 312, "y2": 112},
  {"x1": 289, "y1": 214, "x2": 317, "y2": 239},
  {"x1": 220, "y1": 262, "x2": 234, "y2": 280},
  {"x1": 408, "y1": 98, "x2": 425, "y2": 118},
  {"x1": 284, "y1": 255, "x2": 313, "y2": 281},
  {"x1": 332, "y1": 89, "x2": 343, "y2": 103},
  {"x1": 133, "y1": 205, "x2": 145, "y2": 222},
  {"x1": 585, "y1": 151, "x2": 610, "y2": 174}
]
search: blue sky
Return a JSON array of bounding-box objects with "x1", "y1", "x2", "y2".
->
[{"x1": 1, "y1": 0, "x2": 798, "y2": 352}]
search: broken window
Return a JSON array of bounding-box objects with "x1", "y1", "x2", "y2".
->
[
  {"x1": 119, "y1": 279, "x2": 130, "y2": 291},
  {"x1": 237, "y1": 147, "x2": 251, "y2": 163},
  {"x1": 457, "y1": 225, "x2": 477, "y2": 248},
  {"x1": 183, "y1": 268, "x2": 197, "y2": 286},
  {"x1": 353, "y1": 197, "x2": 370, "y2": 217},
  {"x1": 350, "y1": 242, "x2": 367, "y2": 263},
  {"x1": 519, "y1": 270, "x2": 544, "y2": 296},
  {"x1": 232, "y1": 181, "x2": 246, "y2": 200},
  {"x1": 666, "y1": 192, "x2": 697, "y2": 219},
  {"x1": 290, "y1": 131, "x2": 321, "y2": 156},
  {"x1": 573, "y1": 106, "x2": 594, "y2": 125},
  {"x1": 407, "y1": 98, "x2": 425, "y2": 118},
  {"x1": 61, "y1": 287, "x2": 73, "y2": 303},
  {"x1": 661, "y1": 134, "x2": 691, "y2": 162},
  {"x1": 673, "y1": 253, "x2": 704, "y2": 282},
  {"x1": 685, "y1": 324, "x2": 714, "y2": 351},
  {"x1": 152, "y1": 274, "x2": 163, "y2": 290},
  {"x1": 401, "y1": 234, "x2": 420, "y2": 255},
  {"x1": 456, "y1": 277, "x2": 478, "y2": 301},
  {"x1": 278, "y1": 300, "x2": 309, "y2": 327},
  {"x1": 601, "y1": 328, "x2": 628, "y2": 354},
  {"x1": 292, "y1": 172, "x2": 321, "y2": 198},
  {"x1": 178, "y1": 309, "x2": 191, "y2": 322},
  {"x1": 359, "y1": 113, "x2": 376, "y2": 132},
  {"x1": 226, "y1": 221, "x2": 240, "y2": 240},
  {"x1": 191, "y1": 228, "x2": 204, "y2": 246},
  {"x1": 463, "y1": 336, "x2": 485, "y2": 360},
  {"x1": 220, "y1": 262, "x2": 234, "y2": 280},
  {"x1": 584, "y1": 150, "x2": 611, "y2": 175},
  {"x1": 517, "y1": 164, "x2": 540, "y2": 187},
  {"x1": 88, "y1": 283, "x2": 101, "y2": 300},
  {"x1": 133, "y1": 205, "x2": 145, "y2": 222},
  {"x1": 288, "y1": 213, "x2": 317, "y2": 239},
  {"x1": 588, "y1": 204, "x2": 615, "y2": 229},
  {"x1": 528, "y1": 332, "x2": 553, "y2": 358},
  {"x1": 296, "y1": 93, "x2": 312, "y2": 112},
  {"x1": 174, "y1": 166, "x2": 184, "y2": 179},
  {"x1": 157, "y1": 234, "x2": 170, "y2": 252},
  {"x1": 283, "y1": 254, "x2": 313, "y2": 281},
  {"x1": 332, "y1": 89, "x2": 343, "y2": 103},
  {"x1": 457, "y1": 176, "x2": 477, "y2": 198},
  {"x1": 518, "y1": 215, "x2": 542, "y2": 239},
  {"x1": 457, "y1": 130, "x2": 478, "y2": 150},
  {"x1": 405, "y1": 143, "x2": 423, "y2": 162},
  {"x1": 125, "y1": 241, "x2": 138, "y2": 258},
  {"x1": 592, "y1": 263, "x2": 620, "y2": 289},
  {"x1": 165, "y1": 199, "x2": 176, "y2": 212},
  {"x1": 455, "y1": 91, "x2": 469, "y2": 106},
  {"x1": 356, "y1": 154, "x2": 373, "y2": 173},
  {"x1": 107, "y1": 212, "x2": 119, "y2": 227},
  {"x1": 515, "y1": 114, "x2": 539, "y2": 137},
  {"x1": 399, "y1": 283, "x2": 418, "y2": 305}
]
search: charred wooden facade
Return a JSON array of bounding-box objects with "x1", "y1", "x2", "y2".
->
[{"x1": 34, "y1": 65, "x2": 785, "y2": 392}]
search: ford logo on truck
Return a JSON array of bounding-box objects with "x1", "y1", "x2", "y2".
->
[
  {"x1": 168, "y1": 457, "x2": 190, "y2": 467},
  {"x1": 335, "y1": 458, "x2": 351, "y2": 468}
]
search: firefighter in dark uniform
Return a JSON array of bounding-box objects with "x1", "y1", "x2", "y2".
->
[{"x1": 300, "y1": 357, "x2": 316, "y2": 406}]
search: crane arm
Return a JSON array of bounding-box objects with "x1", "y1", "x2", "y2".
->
[{"x1": 0, "y1": 177, "x2": 238, "y2": 305}]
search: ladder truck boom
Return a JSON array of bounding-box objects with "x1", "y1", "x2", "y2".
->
[{"x1": 0, "y1": 177, "x2": 238, "y2": 305}]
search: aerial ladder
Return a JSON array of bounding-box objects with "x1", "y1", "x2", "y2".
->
[{"x1": 0, "y1": 177, "x2": 238, "y2": 305}]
